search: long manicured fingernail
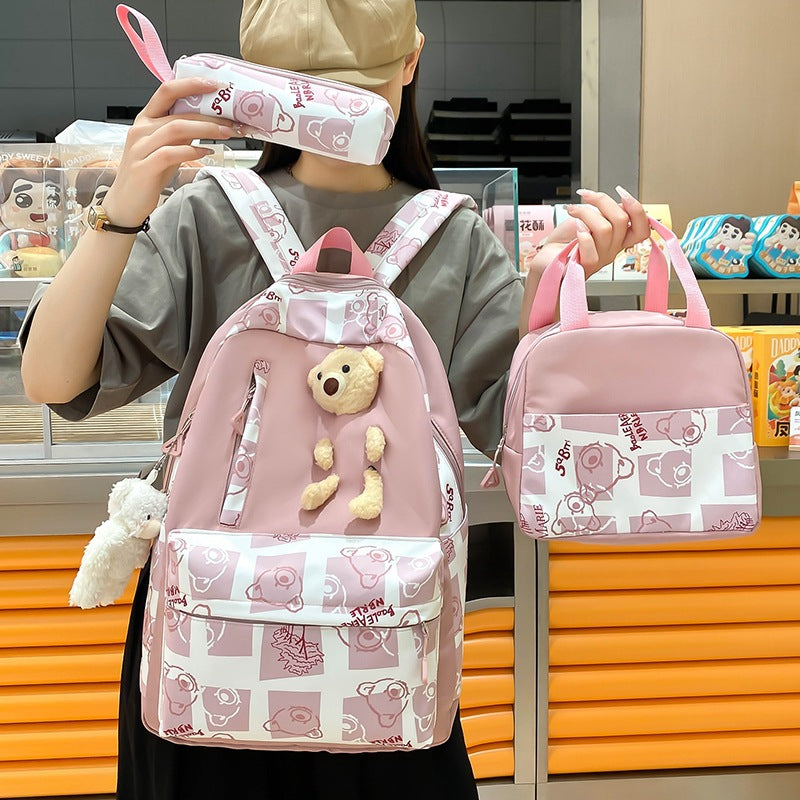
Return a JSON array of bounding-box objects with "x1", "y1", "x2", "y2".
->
[
  {"x1": 566, "y1": 204, "x2": 577, "y2": 214},
  {"x1": 218, "y1": 125, "x2": 233, "y2": 137},
  {"x1": 615, "y1": 185, "x2": 636, "y2": 202},
  {"x1": 576, "y1": 219, "x2": 590, "y2": 234},
  {"x1": 576, "y1": 188, "x2": 594, "y2": 198},
  {"x1": 201, "y1": 78, "x2": 221, "y2": 88}
]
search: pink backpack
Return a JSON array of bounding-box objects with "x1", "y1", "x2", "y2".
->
[
  {"x1": 484, "y1": 217, "x2": 761, "y2": 543},
  {"x1": 141, "y1": 168, "x2": 476, "y2": 752}
]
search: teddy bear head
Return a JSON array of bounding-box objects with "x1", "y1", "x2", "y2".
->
[
  {"x1": 307, "y1": 346, "x2": 384, "y2": 415},
  {"x1": 107, "y1": 477, "x2": 168, "y2": 539}
]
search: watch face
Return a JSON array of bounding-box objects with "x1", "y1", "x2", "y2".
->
[{"x1": 87, "y1": 206, "x2": 99, "y2": 229}]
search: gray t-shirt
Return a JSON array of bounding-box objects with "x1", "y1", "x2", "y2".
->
[{"x1": 20, "y1": 169, "x2": 523, "y2": 453}]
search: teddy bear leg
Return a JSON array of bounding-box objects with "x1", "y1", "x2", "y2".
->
[
  {"x1": 349, "y1": 467, "x2": 383, "y2": 520},
  {"x1": 314, "y1": 438, "x2": 334, "y2": 471},
  {"x1": 365, "y1": 426, "x2": 386, "y2": 463},
  {"x1": 301, "y1": 474, "x2": 341, "y2": 511}
]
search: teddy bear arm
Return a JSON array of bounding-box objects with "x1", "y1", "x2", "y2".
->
[
  {"x1": 314, "y1": 438, "x2": 334, "y2": 471},
  {"x1": 365, "y1": 426, "x2": 386, "y2": 463},
  {"x1": 349, "y1": 468, "x2": 383, "y2": 520}
]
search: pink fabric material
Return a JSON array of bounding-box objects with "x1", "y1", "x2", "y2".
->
[
  {"x1": 502, "y1": 280, "x2": 761, "y2": 543},
  {"x1": 293, "y1": 227, "x2": 373, "y2": 278},
  {"x1": 116, "y1": 5, "x2": 174, "y2": 83},
  {"x1": 527, "y1": 217, "x2": 708, "y2": 334},
  {"x1": 143, "y1": 219, "x2": 468, "y2": 752}
]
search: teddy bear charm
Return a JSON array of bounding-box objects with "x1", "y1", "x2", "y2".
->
[{"x1": 301, "y1": 346, "x2": 386, "y2": 520}]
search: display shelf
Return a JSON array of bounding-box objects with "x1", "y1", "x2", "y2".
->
[
  {"x1": 0, "y1": 279, "x2": 48, "y2": 307},
  {"x1": 585, "y1": 278, "x2": 800, "y2": 297}
]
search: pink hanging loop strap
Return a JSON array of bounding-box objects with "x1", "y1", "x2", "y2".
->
[
  {"x1": 116, "y1": 4, "x2": 175, "y2": 83},
  {"x1": 293, "y1": 227, "x2": 374, "y2": 278}
]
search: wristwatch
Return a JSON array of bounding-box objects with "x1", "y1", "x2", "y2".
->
[{"x1": 87, "y1": 205, "x2": 150, "y2": 234}]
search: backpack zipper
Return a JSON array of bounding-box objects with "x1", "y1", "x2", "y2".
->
[
  {"x1": 431, "y1": 421, "x2": 465, "y2": 519},
  {"x1": 220, "y1": 361, "x2": 270, "y2": 527}
]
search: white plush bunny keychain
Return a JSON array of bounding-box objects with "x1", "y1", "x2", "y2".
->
[{"x1": 69, "y1": 477, "x2": 167, "y2": 609}]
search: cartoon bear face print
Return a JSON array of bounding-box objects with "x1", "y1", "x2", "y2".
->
[
  {"x1": 576, "y1": 442, "x2": 635, "y2": 497},
  {"x1": 342, "y1": 713, "x2": 368, "y2": 743},
  {"x1": 341, "y1": 546, "x2": 394, "y2": 589},
  {"x1": 323, "y1": 572, "x2": 347, "y2": 611},
  {"x1": 204, "y1": 688, "x2": 243, "y2": 727},
  {"x1": 187, "y1": 547, "x2": 230, "y2": 594},
  {"x1": 163, "y1": 664, "x2": 199, "y2": 715},
  {"x1": 412, "y1": 682, "x2": 437, "y2": 730},
  {"x1": 252, "y1": 201, "x2": 287, "y2": 242},
  {"x1": 637, "y1": 510, "x2": 671, "y2": 533},
  {"x1": 399, "y1": 554, "x2": 436, "y2": 599},
  {"x1": 324, "y1": 89, "x2": 372, "y2": 117},
  {"x1": 337, "y1": 627, "x2": 394, "y2": 657},
  {"x1": 656, "y1": 410, "x2": 707, "y2": 447},
  {"x1": 524, "y1": 445, "x2": 546, "y2": 473},
  {"x1": 552, "y1": 492, "x2": 602, "y2": 536},
  {"x1": 523, "y1": 414, "x2": 556, "y2": 432},
  {"x1": 305, "y1": 117, "x2": 353, "y2": 153},
  {"x1": 357, "y1": 679, "x2": 410, "y2": 728},
  {"x1": 246, "y1": 566, "x2": 304, "y2": 612},
  {"x1": 234, "y1": 90, "x2": 295, "y2": 134},
  {"x1": 646, "y1": 452, "x2": 693, "y2": 489},
  {"x1": 263, "y1": 706, "x2": 322, "y2": 738}
]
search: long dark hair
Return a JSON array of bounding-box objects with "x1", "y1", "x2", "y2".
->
[{"x1": 253, "y1": 72, "x2": 438, "y2": 191}]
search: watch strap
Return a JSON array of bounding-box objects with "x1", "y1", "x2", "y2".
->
[{"x1": 101, "y1": 216, "x2": 151, "y2": 234}]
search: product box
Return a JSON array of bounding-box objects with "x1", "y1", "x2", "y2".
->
[
  {"x1": 752, "y1": 327, "x2": 800, "y2": 446},
  {"x1": 717, "y1": 326, "x2": 756, "y2": 387},
  {"x1": 790, "y1": 407, "x2": 800, "y2": 450},
  {"x1": 614, "y1": 204, "x2": 672, "y2": 279},
  {"x1": 517, "y1": 205, "x2": 554, "y2": 273},
  {"x1": 0, "y1": 144, "x2": 66, "y2": 278}
]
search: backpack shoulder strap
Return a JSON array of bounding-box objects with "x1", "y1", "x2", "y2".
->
[
  {"x1": 197, "y1": 167, "x2": 304, "y2": 280},
  {"x1": 366, "y1": 190, "x2": 478, "y2": 288}
]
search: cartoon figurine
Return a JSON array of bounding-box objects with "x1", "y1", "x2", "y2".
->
[
  {"x1": 302, "y1": 346, "x2": 386, "y2": 519},
  {"x1": 762, "y1": 216, "x2": 800, "y2": 273},
  {"x1": 0, "y1": 158, "x2": 66, "y2": 275},
  {"x1": 701, "y1": 216, "x2": 756, "y2": 275},
  {"x1": 69, "y1": 478, "x2": 167, "y2": 608}
]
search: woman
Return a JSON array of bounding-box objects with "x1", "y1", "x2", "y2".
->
[{"x1": 20, "y1": 1, "x2": 648, "y2": 797}]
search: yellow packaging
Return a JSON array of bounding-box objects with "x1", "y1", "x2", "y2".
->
[{"x1": 752, "y1": 327, "x2": 800, "y2": 446}]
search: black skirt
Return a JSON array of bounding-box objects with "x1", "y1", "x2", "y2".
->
[{"x1": 117, "y1": 561, "x2": 479, "y2": 800}]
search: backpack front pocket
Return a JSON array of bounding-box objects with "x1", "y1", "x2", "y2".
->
[{"x1": 156, "y1": 530, "x2": 443, "y2": 750}]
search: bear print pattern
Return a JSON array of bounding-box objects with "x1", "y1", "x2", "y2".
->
[
  {"x1": 519, "y1": 405, "x2": 759, "y2": 538},
  {"x1": 154, "y1": 530, "x2": 458, "y2": 748}
]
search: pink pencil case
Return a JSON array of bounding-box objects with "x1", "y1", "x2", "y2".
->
[{"x1": 116, "y1": 5, "x2": 395, "y2": 166}]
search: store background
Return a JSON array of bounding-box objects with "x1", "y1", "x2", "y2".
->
[{"x1": 0, "y1": 0, "x2": 580, "y2": 143}]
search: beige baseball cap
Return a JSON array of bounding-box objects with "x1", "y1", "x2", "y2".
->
[{"x1": 240, "y1": 0, "x2": 423, "y2": 88}]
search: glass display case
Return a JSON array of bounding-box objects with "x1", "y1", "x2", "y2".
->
[{"x1": 0, "y1": 166, "x2": 519, "y2": 465}]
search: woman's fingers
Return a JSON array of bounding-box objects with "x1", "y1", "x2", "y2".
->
[
  {"x1": 141, "y1": 144, "x2": 217, "y2": 173},
  {"x1": 616, "y1": 186, "x2": 651, "y2": 249},
  {"x1": 574, "y1": 218, "x2": 600, "y2": 273},
  {"x1": 131, "y1": 118, "x2": 233, "y2": 159},
  {"x1": 139, "y1": 77, "x2": 226, "y2": 120}
]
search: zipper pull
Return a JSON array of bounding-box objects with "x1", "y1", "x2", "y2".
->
[
  {"x1": 231, "y1": 383, "x2": 256, "y2": 435},
  {"x1": 481, "y1": 435, "x2": 505, "y2": 489},
  {"x1": 162, "y1": 413, "x2": 193, "y2": 457},
  {"x1": 420, "y1": 622, "x2": 429, "y2": 683}
]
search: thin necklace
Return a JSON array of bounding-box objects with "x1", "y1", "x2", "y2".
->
[{"x1": 286, "y1": 163, "x2": 395, "y2": 191}]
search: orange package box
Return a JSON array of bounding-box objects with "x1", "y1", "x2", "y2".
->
[{"x1": 752, "y1": 327, "x2": 800, "y2": 446}]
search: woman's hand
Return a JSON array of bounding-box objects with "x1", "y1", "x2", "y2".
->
[
  {"x1": 525, "y1": 186, "x2": 650, "y2": 277},
  {"x1": 101, "y1": 77, "x2": 238, "y2": 228}
]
